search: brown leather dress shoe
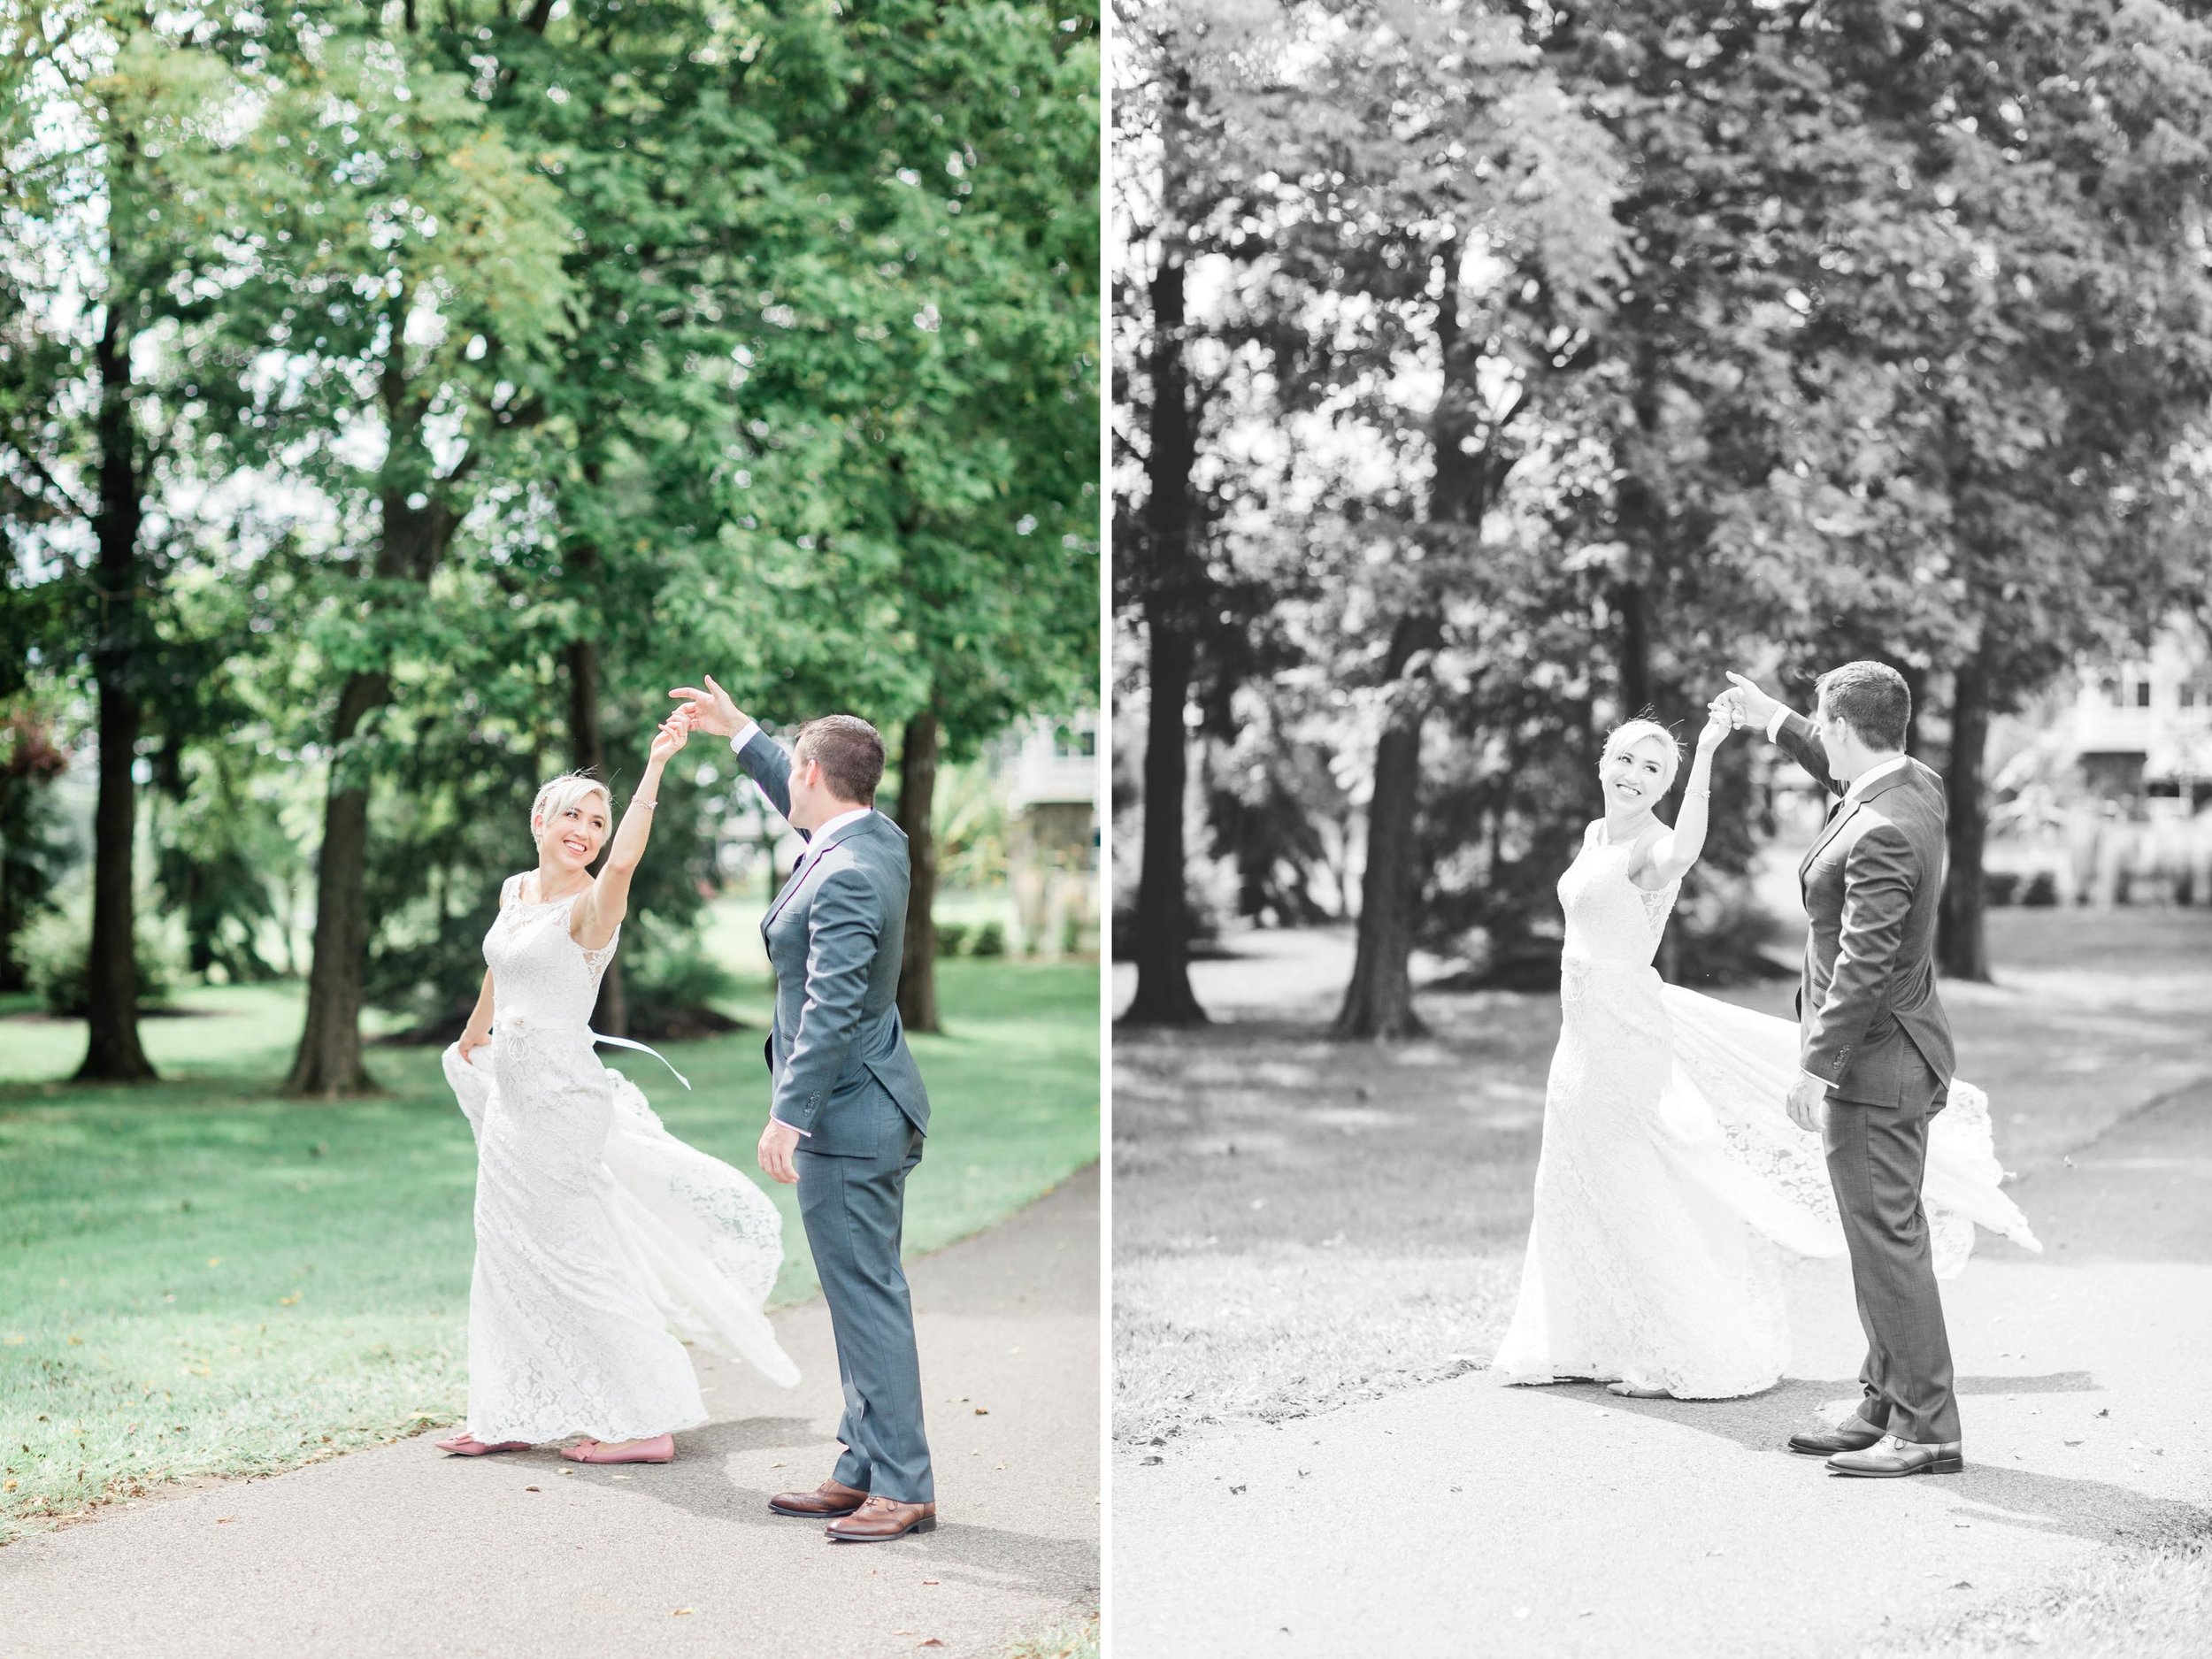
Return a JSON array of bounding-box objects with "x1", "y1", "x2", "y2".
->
[
  {"x1": 1787, "y1": 1418, "x2": 1886, "y2": 1457},
  {"x1": 768, "y1": 1478, "x2": 867, "y2": 1518},
  {"x1": 1827, "y1": 1436, "x2": 1963, "y2": 1478},
  {"x1": 825, "y1": 1495, "x2": 938, "y2": 1542}
]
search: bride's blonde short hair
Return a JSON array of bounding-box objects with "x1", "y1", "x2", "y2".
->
[
  {"x1": 530, "y1": 772, "x2": 611, "y2": 836},
  {"x1": 1602, "y1": 718, "x2": 1682, "y2": 794}
]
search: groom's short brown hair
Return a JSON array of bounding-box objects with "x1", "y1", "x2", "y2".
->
[
  {"x1": 1815, "y1": 661, "x2": 1910, "y2": 752},
  {"x1": 795, "y1": 715, "x2": 886, "y2": 804}
]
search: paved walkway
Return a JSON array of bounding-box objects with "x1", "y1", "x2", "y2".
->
[
  {"x1": 0, "y1": 1165, "x2": 1099, "y2": 1659},
  {"x1": 1116, "y1": 1087, "x2": 2212, "y2": 1656}
]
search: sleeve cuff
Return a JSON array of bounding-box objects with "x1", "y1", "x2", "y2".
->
[
  {"x1": 730, "y1": 721, "x2": 761, "y2": 756},
  {"x1": 771, "y1": 1114, "x2": 810, "y2": 1138},
  {"x1": 1766, "y1": 707, "x2": 1790, "y2": 741}
]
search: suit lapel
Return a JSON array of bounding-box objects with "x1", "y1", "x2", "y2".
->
[
  {"x1": 1799, "y1": 795, "x2": 1863, "y2": 885},
  {"x1": 1797, "y1": 764, "x2": 1921, "y2": 886},
  {"x1": 763, "y1": 813, "x2": 877, "y2": 931}
]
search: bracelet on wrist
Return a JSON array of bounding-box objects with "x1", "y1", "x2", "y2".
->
[{"x1": 633, "y1": 796, "x2": 658, "y2": 811}]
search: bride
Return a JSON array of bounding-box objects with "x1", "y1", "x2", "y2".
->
[
  {"x1": 434, "y1": 709, "x2": 798, "y2": 1463},
  {"x1": 1492, "y1": 703, "x2": 2038, "y2": 1400}
]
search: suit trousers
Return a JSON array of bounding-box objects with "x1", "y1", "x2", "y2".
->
[
  {"x1": 795, "y1": 1100, "x2": 933, "y2": 1503},
  {"x1": 1822, "y1": 1057, "x2": 1962, "y2": 1446}
]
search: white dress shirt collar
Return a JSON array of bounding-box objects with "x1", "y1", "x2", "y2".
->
[
  {"x1": 1843, "y1": 753, "x2": 1911, "y2": 803},
  {"x1": 810, "y1": 805, "x2": 874, "y2": 845}
]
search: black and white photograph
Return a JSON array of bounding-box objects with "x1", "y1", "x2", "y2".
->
[{"x1": 1111, "y1": 2, "x2": 2212, "y2": 1654}]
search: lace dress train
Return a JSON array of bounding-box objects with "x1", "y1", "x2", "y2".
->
[
  {"x1": 1491, "y1": 831, "x2": 2038, "y2": 1399},
  {"x1": 442, "y1": 875, "x2": 797, "y2": 1446}
]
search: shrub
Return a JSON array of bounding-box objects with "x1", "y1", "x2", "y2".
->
[
  {"x1": 972, "y1": 920, "x2": 1007, "y2": 957},
  {"x1": 1984, "y1": 871, "x2": 2023, "y2": 908},
  {"x1": 2020, "y1": 870, "x2": 2057, "y2": 907},
  {"x1": 19, "y1": 894, "x2": 178, "y2": 1016},
  {"x1": 934, "y1": 920, "x2": 971, "y2": 957}
]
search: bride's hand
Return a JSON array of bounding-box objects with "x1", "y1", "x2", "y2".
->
[
  {"x1": 649, "y1": 712, "x2": 690, "y2": 765},
  {"x1": 457, "y1": 1025, "x2": 491, "y2": 1067},
  {"x1": 1697, "y1": 701, "x2": 1733, "y2": 751}
]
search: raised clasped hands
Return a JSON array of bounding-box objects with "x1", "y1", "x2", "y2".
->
[
  {"x1": 649, "y1": 709, "x2": 693, "y2": 765},
  {"x1": 1720, "y1": 671, "x2": 1780, "y2": 733},
  {"x1": 668, "y1": 673, "x2": 748, "y2": 740}
]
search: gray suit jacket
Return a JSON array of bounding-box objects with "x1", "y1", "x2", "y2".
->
[
  {"x1": 1776, "y1": 711, "x2": 1956, "y2": 1107},
  {"x1": 734, "y1": 731, "x2": 931, "y2": 1155}
]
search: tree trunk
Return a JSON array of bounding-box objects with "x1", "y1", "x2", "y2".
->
[
  {"x1": 1617, "y1": 580, "x2": 1652, "y2": 716},
  {"x1": 567, "y1": 631, "x2": 625, "y2": 1037},
  {"x1": 1335, "y1": 241, "x2": 1481, "y2": 1041},
  {"x1": 76, "y1": 298, "x2": 155, "y2": 1082},
  {"x1": 1121, "y1": 192, "x2": 1207, "y2": 1025},
  {"x1": 895, "y1": 710, "x2": 942, "y2": 1035},
  {"x1": 1333, "y1": 616, "x2": 1439, "y2": 1040},
  {"x1": 287, "y1": 334, "x2": 447, "y2": 1094},
  {"x1": 1938, "y1": 648, "x2": 1993, "y2": 982},
  {"x1": 285, "y1": 669, "x2": 390, "y2": 1095}
]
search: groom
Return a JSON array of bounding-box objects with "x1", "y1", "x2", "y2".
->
[
  {"x1": 1721, "y1": 663, "x2": 1964, "y2": 1479},
  {"x1": 671, "y1": 677, "x2": 937, "y2": 1540}
]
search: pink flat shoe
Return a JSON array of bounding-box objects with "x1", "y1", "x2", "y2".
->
[
  {"x1": 560, "y1": 1434, "x2": 675, "y2": 1465},
  {"x1": 436, "y1": 1433, "x2": 531, "y2": 1455}
]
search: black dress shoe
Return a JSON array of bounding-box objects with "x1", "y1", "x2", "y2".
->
[
  {"x1": 1787, "y1": 1418, "x2": 1886, "y2": 1457},
  {"x1": 1828, "y1": 1437, "x2": 1963, "y2": 1478}
]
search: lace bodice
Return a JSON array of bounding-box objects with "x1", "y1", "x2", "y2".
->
[
  {"x1": 1558, "y1": 826, "x2": 1680, "y2": 966},
  {"x1": 486, "y1": 872, "x2": 618, "y2": 1029}
]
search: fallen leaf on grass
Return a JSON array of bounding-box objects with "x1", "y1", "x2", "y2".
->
[
  {"x1": 525, "y1": 1486, "x2": 540, "y2": 1493},
  {"x1": 921, "y1": 1579, "x2": 939, "y2": 1586},
  {"x1": 918, "y1": 1641, "x2": 944, "y2": 1649},
  {"x1": 672, "y1": 1609, "x2": 694, "y2": 1617},
  {"x1": 216, "y1": 1517, "x2": 234, "y2": 1525},
  {"x1": 1229, "y1": 1484, "x2": 1246, "y2": 1495},
  {"x1": 1141, "y1": 1455, "x2": 1162, "y2": 1466},
  {"x1": 1953, "y1": 1581, "x2": 1973, "y2": 1590},
  {"x1": 973, "y1": 1407, "x2": 988, "y2": 1417}
]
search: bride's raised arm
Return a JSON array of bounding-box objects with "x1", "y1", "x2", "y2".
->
[
  {"x1": 573, "y1": 713, "x2": 688, "y2": 951},
  {"x1": 1640, "y1": 706, "x2": 1731, "y2": 887}
]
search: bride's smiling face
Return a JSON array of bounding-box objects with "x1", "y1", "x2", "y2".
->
[
  {"x1": 534, "y1": 792, "x2": 611, "y2": 873},
  {"x1": 1601, "y1": 736, "x2": 1673, "y2": 811}
]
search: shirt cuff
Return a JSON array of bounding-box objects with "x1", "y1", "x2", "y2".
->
[
  {"x1": 1799, "y1": 1067, "x2": 1832, "y2": 1090},
  {"x1": 1766, "y1": 707, "x2": 1790, "y2": 741},
  {"x1": 729, "y1": 721, "x2": 761, "y2": 756},
  {"x1": 771, "y1": 1115, "x2": 810, "y2": 1138}
]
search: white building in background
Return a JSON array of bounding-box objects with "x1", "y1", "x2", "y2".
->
[
  {"x1": 1987, "y1": 619, "x2": 2212, "y2": 905},
  {"x1": 2066, "y1": 622, "x2": 2212, "y2": 808},
  {"x1": 995, "y1": 713, "x2": 1099, "y2": 956}
]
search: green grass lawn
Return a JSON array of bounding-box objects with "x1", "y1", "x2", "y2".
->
[{"x1": 0, "y1": 958, "x2": 1097, "y2": 1543}]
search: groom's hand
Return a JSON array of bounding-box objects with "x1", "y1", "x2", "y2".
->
[
  {"x1": 669, "y1": 673, "x2": 749, "y2": 739},
  {"x1": 758, "y1": 1118, "x2": 803, "y2": 1184},
  {"x1": 1786, "y1": 1072, "x2": 1829, "y2": 1135},
  {"x1": 1724, "y1": 672, "x2": 1781, "y2": 731}
]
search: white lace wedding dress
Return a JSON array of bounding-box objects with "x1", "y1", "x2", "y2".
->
[
  {"x1": 441, "y1": 872, "x2": 798, "y2": 1445},
  {"x1": 1491, "y1": 824, "x2": 2039, "y2": 1398}
]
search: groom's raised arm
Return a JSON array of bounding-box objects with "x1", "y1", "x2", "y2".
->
[
  {"x1": 1767, "y1": 708, "x2": 1844, "y2": 801},
  {"x1": 730, "y1": 722, "x2": 796, "y2": 823}
]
